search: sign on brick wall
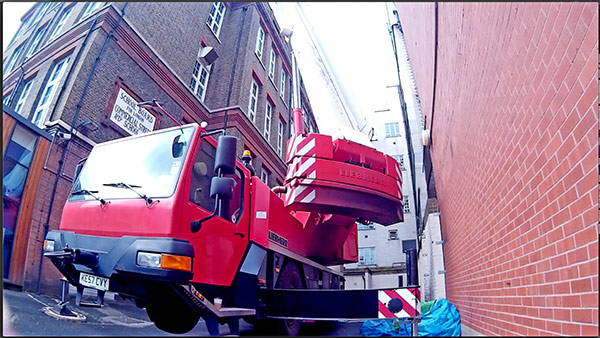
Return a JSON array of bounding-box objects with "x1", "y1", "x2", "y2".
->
[{"x1": 109, "y1": 88, "x2": 155, "y2": 135}]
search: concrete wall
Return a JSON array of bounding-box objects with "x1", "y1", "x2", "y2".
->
[{"x1": 395, "y1": 2, "x2": 598, "y2": 336}]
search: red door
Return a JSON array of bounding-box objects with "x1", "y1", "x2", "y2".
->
[{"x1": 180, "y1": 138, "x2": 250, "y2": 286}]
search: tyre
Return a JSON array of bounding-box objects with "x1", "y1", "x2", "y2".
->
[
  {"x1": 275, "y1": 261, "x2": 304, "y2": 336},
  {"x1": 145, "y1": 293, "x2": 200, "y2": 334}
]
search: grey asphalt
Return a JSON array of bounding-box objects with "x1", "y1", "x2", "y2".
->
[{"x1": 2, "y1": 288, "x2": 365, "y2": 336}]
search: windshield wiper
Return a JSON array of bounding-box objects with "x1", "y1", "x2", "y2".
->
[
  {"x1": 71, "y1": 189, "x2": 107, "y2": 206},
  {"x1": 102, "y1": 182, "x2": 154, "y2": 206}
]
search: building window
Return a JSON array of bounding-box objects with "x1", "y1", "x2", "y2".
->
[
  {"x1": 32, "y1": 56, "x2": 70, "y2": 128},
  {"x1": 403, "y1": 195, "x2": 410, "y2": 214},
  {"x1": 79, "y1": 2, "x2": 105, "y2": 21},
  {"x1": 48, "y1": 6, "x2": 73, "y2": 41},
  {"x1": 385, "y1": 122, "x2": 401, "y2": 137},
  {"x1": 247, "y1": 79, "x2": 258, "y2": 123},
  {"x1": 392, "y1": 154, "x2": 405, "y2": 170},
  {"x1": 29, "y1": 3, "x2": 50, "y2": 27},
  {"x1": 260, "y1": 167, "x2": 269, "y2": 184},
  {"x1": 388, "y1": 229, "x2": 399, "y2": 240},
  {"x1": 3, "y1": 124, "x2": 38, "y2": 278},
  {"x1": 14, "y1": 81, "x2": 33, "y2": 115},
  {"x1": 268, "y1": 50, "x2": 276, "y2": 81},
  {"x1": 206, "y1": 2, "x2": 226, "y2": 38},
  {"x1": 279, "y1": 72, "x2": 286, "y2": 99},
  {"x1": 255, "y1": 26, "x2": 265, "y2": 59},
  {"x1": 4, "y1": 44, "x2": 25, "y2": 77},
  {"x1": 358, "y1": 223, "x2": 375, "y2": 230},
  {"x1": 24, "y1": 25, "x2": 46, "y2": 58},
  {"x1": 3, "y1": 94, "x2": 11, "y2": 106},
  {"x1": 277, "y1": 120, "x2": 284, "y2": 157},
  {"x1": 358, "y1": 247, "x2": 375, "y2": 265},
  {"x1": 190, "y1": 60, "x2": 210, "y2": 102},
  {"x1": 264, "y1": 101, "x2": 272, "y2": 140}
]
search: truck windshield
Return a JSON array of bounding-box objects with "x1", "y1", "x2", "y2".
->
[{"x1": 69, "y1": 126, "x2": 195, "y2": 202}]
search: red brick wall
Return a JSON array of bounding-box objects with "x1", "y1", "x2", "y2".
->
[{"x1": 395, "y1": 2, "x2": 598, "y2": 336}]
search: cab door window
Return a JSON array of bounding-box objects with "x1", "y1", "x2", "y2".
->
[{"x1": 189, "y1": 140, "x2": 243, "y2": 223}]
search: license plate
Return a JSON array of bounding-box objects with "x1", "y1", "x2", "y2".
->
[{"x1": 79, "y1": 272, "x2": 110, "y2": 291}]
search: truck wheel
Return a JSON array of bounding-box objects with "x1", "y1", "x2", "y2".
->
[
  {"x1": 275, "y1": 262, "x2": 304, "y2": 336},
  {"x1": 146, "y1": 300, "x2": 200, "y2": 334}
]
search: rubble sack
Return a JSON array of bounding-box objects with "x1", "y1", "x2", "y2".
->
[{"x1": 360, "y1": 299, "x2": 461, "y2": 336}]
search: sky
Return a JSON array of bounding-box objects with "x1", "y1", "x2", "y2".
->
[
  {"x1": 271, "y1": 2, "x2": 401, "y2": 138},
  {"x1": 3, "y1": 2, "x2": 34, "y2": 51}
]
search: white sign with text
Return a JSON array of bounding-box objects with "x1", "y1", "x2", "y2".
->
[{"x1": 110, "y1": 88, "x2": 156, "y2": 135}]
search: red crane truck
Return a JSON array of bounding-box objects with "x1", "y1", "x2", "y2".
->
[{"x1": 44, "y1": 107, "x2": 420, "y2": 336}]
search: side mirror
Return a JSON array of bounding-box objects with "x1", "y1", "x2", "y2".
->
[
  {"x1": 214, "y1": 135, "x2": 237, "y2": 175},
  {"x1": 210, "y1": 177, "x2": 235, "y2": 200},
  {"x1": 172, "y1": 135, "x2": 185, "y2": 158}
]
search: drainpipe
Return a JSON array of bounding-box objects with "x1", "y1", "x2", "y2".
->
[{"x1": 35, "y1": 3, "x2": 129, "y2": 293}]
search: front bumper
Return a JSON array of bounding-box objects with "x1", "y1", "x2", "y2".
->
[{"x1": 44, "y1": 230, "x2": 194, "y2": 299}]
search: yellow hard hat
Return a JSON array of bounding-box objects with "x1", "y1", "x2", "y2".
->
[{"x1": 243, "y1": 150, "x2": 251, "y2": 156}]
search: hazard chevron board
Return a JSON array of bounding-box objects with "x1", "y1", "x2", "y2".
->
[{"x1": 378, "y1": 287, "x2": 421, "y2": 318}]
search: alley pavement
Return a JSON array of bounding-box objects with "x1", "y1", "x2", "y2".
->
[{"x1": 2, "y1": 288, "x2": 364, "y2": 336}]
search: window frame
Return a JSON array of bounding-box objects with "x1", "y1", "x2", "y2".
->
[
  {"x1": 260, "y1": 167, "x2": 269, "y2": 184},
  {"x1": 79, "y1": 2, "x2": 105, "y2": 22},
  {"x1": 4, "y1": 43, "x2": 25, "y2": 77},
  {"x1": 358, "y1": 247, "x2": 376, "y2": 265},
  {"x1": 24, "y1": 25, "x2": 46, "y2": 58},
  {"x1": 264, "y1": 101, "x2": 272, "y2": 140},
  {"x1": 277, "y1": 119, "x2": 284, "y2": 157},
  {"x1": 31, "y1": 56, "x2": 70, "y2": 128},
  {"x1": 190, "y1": 60, "x2": 210, "y2": 102},
  {"x1": 385, "y1": 122, "x2": 401, "y2": 138},
  {"x1": 14, "y1": 81, "x2": 33, "y2": 115},
  {"x1": 247, "y1": 79, "x2": 258, "y2": 123},
  {"x1": 255, "y1": 26, "x2": 265, "y2": 59},
  {"x1": 279, "y1": 71, "x2": 286, "y2": 99},
  {"x1": 206, "y1": 2, "x2": 226, "y2": 38},
  {"x1": 48, "y1": 6, "x2": 73, "y2": 42},
  {"x1": 268, "y1": 50, "x2": 276, "y2": 81}
]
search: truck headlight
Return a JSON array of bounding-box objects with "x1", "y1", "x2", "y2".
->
[
  {"x1": 44, "y1": 240, "x2": 55, "y2": 252},
  {"x1": 136, "y1": 252, "x2": 192, "y2": 272}
]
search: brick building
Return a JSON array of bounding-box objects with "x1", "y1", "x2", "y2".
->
[
  {"x1": 2, "y1": 2, "x2": 318, "y2": 293},
  {"x1": 394, "y1": 2, "x2": 598, "y2": 336}
]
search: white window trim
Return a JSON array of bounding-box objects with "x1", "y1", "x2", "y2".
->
[
  {"x1": 264, "y1": 101, "x2": 272, "y2": 140},
  {"x1": 190, "y1": 60, "x2": 210, "y2": 102},
  {"x1": 268, "y1": 50, "x2": 276, "y2": 81},
  {"x1": 248, "y1": 79, "x2": 258, "y2": 123},
  {"x1": 4, "y1": 44, "x2": 25, "y2": 77},
  {"x1": 79, "y1": 2, "x2": 105, "y2": 22},
  {"x1": 206, "y1": 2, "x2": 226, "y2": 38},
  {"x1": 14, "y1": 81, "x2": 33, "y2": 115},
  {"x1": 260, "y1": 168, "x2": 269, "y2": 184},
  {"x1": 255, "y1": 26, "x2": 264, "y2": 59},
  {"x1": 25, "y1": 25, "x2": 46, "y2": 58},
  {"x1": 32, "y1": 57, "x2": 70, "y2": 128},
  {"x1": 277, "y1": 120, "x2": 283, "y2": 157},
  {"x1": 385, "y1": 122, "x2": 401, "y2": 138},
  {"x1": 48, "y1": 6, "x2": 73, "y2": 42},
  {"x1": 279, "y1": 72, "x2": 286, "y2": 99},
  {"x1": 358, "y1": 247, "x2": 376, "y2": 265}
]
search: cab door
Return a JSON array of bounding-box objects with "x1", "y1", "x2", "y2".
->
[{"x1": 181, "y1": 137, "x2": 250, "y2": 286}]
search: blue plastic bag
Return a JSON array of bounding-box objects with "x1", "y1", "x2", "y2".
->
[{"x1": 361, "y1": 299, "x2": 461, "y2": 336}]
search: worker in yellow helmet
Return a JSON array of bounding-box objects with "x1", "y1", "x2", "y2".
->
[{"x1": 241, "y1": 150, "x2": 256, "y2": 176}]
